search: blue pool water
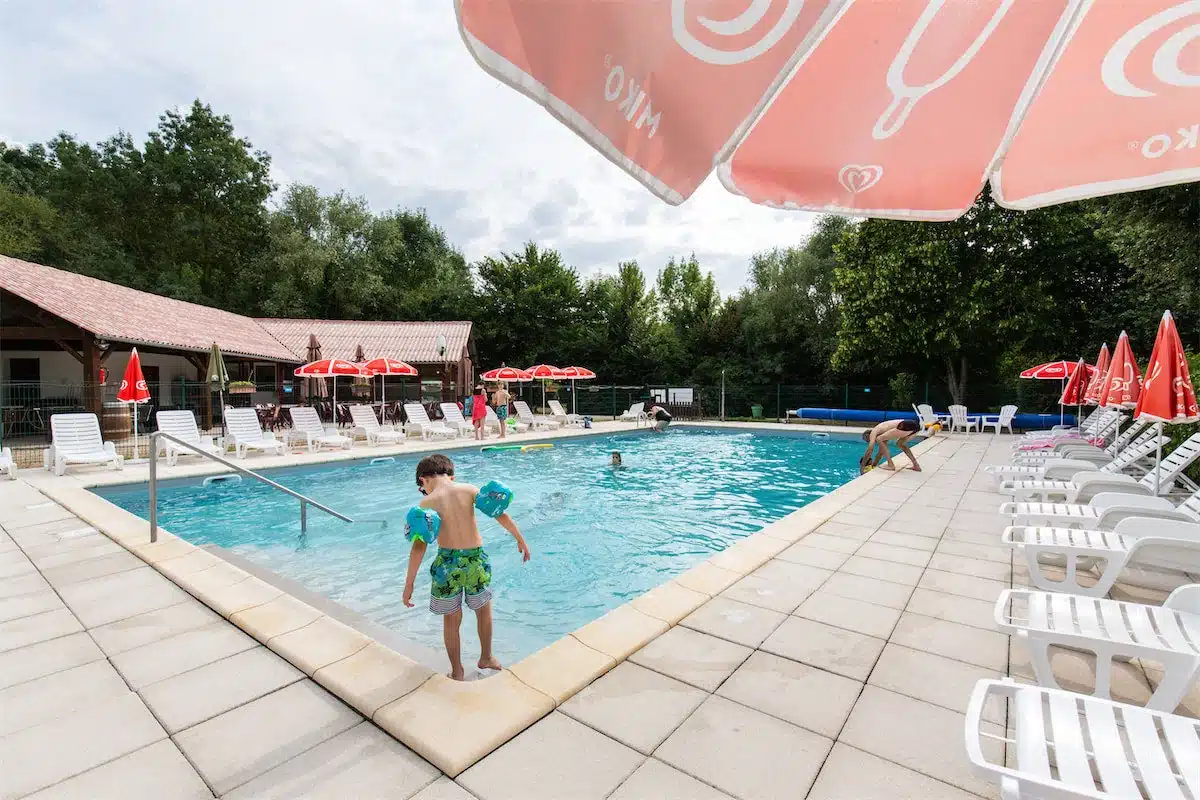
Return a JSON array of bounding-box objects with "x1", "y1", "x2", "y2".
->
[{"x1": 96, "y1": 427, "x2": 865, "y2": 663}]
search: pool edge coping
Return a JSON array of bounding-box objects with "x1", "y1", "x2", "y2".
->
[{"x1": 32, "y1": 422, "x2": 947, "y2": 777}]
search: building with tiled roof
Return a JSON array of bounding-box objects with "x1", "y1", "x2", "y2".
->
[{"x1": 1, "y1": 255, "x2": 475, "y2": 420}]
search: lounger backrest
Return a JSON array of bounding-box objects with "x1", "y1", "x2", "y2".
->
[
  {"x1": 289, "y1": 406, "x2": 326, "y2": 435},
  {"x1": 1175, "y1": 492, "x2": 1200, "y2": 523},
  {"x1": 349, "y1": 405, "x2": 381, "y2": 432},
  {"x1": 627, "y1": 402, "x2": 644, "y2": 415},
  {"x1": 1138, "y1": 432, "x2": 1200, "y2": 490},
  {"x1": 50, "y1": 413, "x2": 105, "y2": 455},
  {"x1": 998, "y1": 405, "x2": 1017, "y2": 424},
  {"x1": 1104, "y1": 431, "x2": 1167, "y2": 472},
  {"x1": 1083, "y1": 408, "x2": 1119, "y2": 436},
  {"x1": 440, "y1": 403, "x2": 467, "y2": 424},
  {"x1": 548, "y1": 400, "x2": 567, "y2": 416},
  {"x1": 404, "y1": 403, "x2": 432, "y2": 425},
  {"x1": 155, "y1": 410, "x2": 202, "y2": 443},
  {"x1": 224, "y1": 408, "x2": 266, "y2": 441},
  {"x1": 513, "y1": 400, "x2": 535, "y2": 421},
  {"x1": 1104, "y1": 419, "x2": 1149, "y2": 455},
  {"x1": 486, "y1": 406, "x2": 500, "y2": 422}
]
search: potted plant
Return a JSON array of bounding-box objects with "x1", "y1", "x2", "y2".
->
[{"x1": 228, "y1": 380, "x2": 256, "y2": 395}]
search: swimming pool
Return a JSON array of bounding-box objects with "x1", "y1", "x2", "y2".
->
[{"x1": 96, "y1": 427, "x2": 865, "y2": 664}]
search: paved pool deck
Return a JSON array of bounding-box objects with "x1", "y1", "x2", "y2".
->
[{"x1": 2, "y1": 424, "x2": 1196, "y2": 798}]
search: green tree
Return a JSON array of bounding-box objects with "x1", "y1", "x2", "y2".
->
[{"x1": 0, "y1": 185, "x2": 58, "y2": 261}]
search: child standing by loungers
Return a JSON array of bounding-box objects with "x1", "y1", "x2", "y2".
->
[
  {"x1": 402, "y1": 454, "x2": 530, "y2": 679},
  {"x1": 471, "y1": 384, "x2": 488, "y2": 440}
]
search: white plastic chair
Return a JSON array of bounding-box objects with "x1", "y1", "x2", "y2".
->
[
  {"x1": 439, "y1": 403, "x2": 475, "y2": 437},
  {"x1": 486, "y1": 405, "x2": 525, "y2": 433},
  {"x1": 547, "y1": 400, "x2": 583, "y2": 426},
  {"x1": 286, "y1": 407, "x2": 353, "y2": 452},
  {"x1": 948, "y1": 404, "x2": 979, "y2": 434},
  {"x1": 513, "y1": 400, "x2": 559, "y2": 430},
  {"x1": 223, "y1": 408, "x2": 285, "y2": 459},
  {"x1": 618, "y1": 402, "x2": 647, "y2": 425},
  {"x1": 966, "y1": 678, "x2": 1200, "y2": 799},
  {"x1": 996, "y1": 586, "x2": 1200, "y2": 711},
  {"x1": 0, "y1": 447, "x2": 16, "y2": 480},
  {"x1": 403, "y1": 403, "x2": 456, "y2": 440},
  {"x1": 155, "y1": 410, "x2": 221, "y2": 466},
  {"x1": 982, "y1": 404, "x2": 1017, "y2": 435},
  {"x1": 349, "y1": 405, "x2": 403, "y2": 446},
  {"x1": 997, "y1": 432, "x2": 1168, "y2": 502},
  {"x1": 47, "y1": 413, "x2": 123, "y2": 476}
]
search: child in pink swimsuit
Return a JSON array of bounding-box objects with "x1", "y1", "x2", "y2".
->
[{"x1": 471, "y1": 384, "x2": 488, "y2": 440}]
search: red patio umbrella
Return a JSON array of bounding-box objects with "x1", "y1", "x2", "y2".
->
[
  {"x1": 560, "y1": 366, "x2": 597, "y2": 415},
  {"x1": 117, "y1": 347, "x2": 152, "y2": 460},
  {"x1": 526, "y1": 364, "x2": 566, "y2": 413},
  {"x1": 362, "y1": 357, "x2": 418, "y2": 409},
  {"x1": 1097, "y1": 331, "x2": 1142, "y2": 410},
  {"x1": 1020, "y1": 359, "x2": 1094, "y2": 425},
  {"x1": 1082, "y1": 343, "x2": 1110, "y2": 406},
  {"x1": 294, "y1": 359, "x2": 366, "y2": 418},
  {"x1": 456, "y1": 1, "x2": 1198, "y2": 221},
  {"x1": 1059, "y1": 359, "x2": 1091, "y2": 406},
  {"x1": 1135, "y1": 311, "x2": 1199, "y2": 494},
  {"x1": 481, "y1": 365, "x2": 534, "y2": 383}
]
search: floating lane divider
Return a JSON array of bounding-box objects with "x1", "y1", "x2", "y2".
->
[
  {"x1": 203, "y1": 474, "x2": 243, "y2": 487},
  {"x1": 521, "y1": 444, "x2": 553, "y2": 452},
  {"x1": 369, "y1": 456, "x2": 396, "y2": 466}
]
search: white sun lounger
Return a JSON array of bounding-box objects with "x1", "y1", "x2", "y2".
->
[
  {"x1": 403, "y1": 403, "x2": 457, "y2": 440},
  {"x1": 996, "y1": 432, "x2": 1168, "y2": 502},
  {"x1": 995, "y1": 419, "x2": 1152, "y2": 475},
  {"x1": 966, "y1": 679, "x2": 1200, "y2": 799},
  {"x1": 1017, "y1": 406, "x2": 1112, "y2": 440},
  {"x1": 155, "y1": 410, "x2": 222, "y2": 466},
  {"x1": 223, "y1": 408, "x2": 285, "y2": 459},
  {"x1": 513, "y1": 400, "x2": 559, "y2": 430},
  {"x1": 286, "y1": 407, "x2": 353, "y2": 452},
  {"x1": 995, "y1": 586, "x2": 1200, "y2": 711},
  {"x1": 618, "y1": 402, "x2": 647, "y2": 425},
  {"x1": 47, "y1": 413, "x2": 123, "y2": 476},
  {"x1": 0, "y1": 447, "x2": 17, "y2": 480},
  {"x1": 349, "y1": 405, "x2": 403, "y2": 446},
  {"x1": 1013, "y1": 411, "x2": 1124, "y2": 451},
  {"x1": 439, "y1": 403, "x2": 474, "y2": 437},
  {"x1": 548, "y1": 400, "x2": 583, "y2": 426},
  {"x1": 1003, "y1": 514, "x2": 1200, "y2": 597}
]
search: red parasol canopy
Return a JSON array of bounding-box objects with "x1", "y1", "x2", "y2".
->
[
  {"x1": 560, "y1": 366, "x2": 597, "y2": 380},
  {"x1": 456, "y1": 1, "x2": 1200, "y2": 221},
  {"x1": 1097, "y1": 331, "x2": 1142, "y2": 409},
  {"x1": 293, "y1": 359, "x2": 366, "y2": 377},
  {"x1": 1059, "y1": 359, "x2": 1091, "y2": 406},
  {"x1": 1019, "y1": 360, "x2": 1094, "y2": 381},
  {"x1": 116, "y1": 348, "x2": 151, "y2": 404},
  {"x1": 362, "y1": 357, "x2": 418, "y2": 376},
  {"x1": 481, "y1": 366, "x2": 533, "y2": 382},
  {"x1": 1135, "y1": 311, "x2": 1198, "y2": 424},
  {"x1": 1082, "y1": 343, "x2": 1110, "y2": 406},
  {"x1": 526, "y1": 364, "x2": 566, "y2": 379}
]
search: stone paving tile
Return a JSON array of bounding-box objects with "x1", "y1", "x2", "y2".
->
[
  {"x1": 140, "y1": 646, "x2": 305, "y2": 733},
  {"x1": 838, "y1": 554, "x2": 925, "y2": 586},
  {"x1": 57, "y1": 566, "x2": 190, "y2": 628},
  {"x1": 40, "y1": 548, "x2": 145, "y2": 586},
  {"x1": 876, "y1": 517, "x2": 946, "y2": 538},
  {"x1": 560, "y1": 661, "x2": 707, "y2": 754},
  {"x1": 794, "y1": 591, "x2": 902, "y2": 640},
  {"x1": 0, "y1": 692, "x2": 167, "y2": 798},
  {"x1": 783, "y1": 532, "x2": 860, "y2": 555},
  {"x1": 0, "y1": 607, "x2": 82, "y2": 653},
  {"x1": 111, "y1": 621, "x2": 258, "y2": 689},
  {"x1": 609, "y1": 758, "x2": 734, "y2": 800},
  {"x1": 0, "y1": 589, "x2": 60, "y2": 623},
  {"x1": 854, "y1": 541, "x2": 934, "y2": 568},
  {"x1": 629, "y1": 626, "x2": 752, "y2": 692},
  {"x1": 918, "y1": 569, "x2": 1010, "y2": 603},
  {"x1": 88, "y1": 600, "x2": 221, "y2": 656},
  {"x1": 0, "y1": 631, "x2": 104, "y2": 691},
  {"x1": 891, "y1": 612, "x2": 1009, "y2": 672},
  {"x1": 719, "y1": 560, "x2": 831, "y2": 613},
  {"x1": 411, "y1": 777, "x2": 479, "y2": 800},
  {"x1": 173, "y1": 681, "x2": 361, "y2": 796},
  {"x1": 26, "y1": 536, "x2": 125, "y2": 570},
  {"x1": 458, "y1": 712, "x2": 642, "y2": 800},
  {"x1": 760, "y1": 617, "x2": 885, "y2": 682},
  {"x1": 868, "y1": 643, "x2": 1005, "y2": 724},
  {"x1": 772, "y1": 542, "x2": 851, "y2": 571},
  {"x1": 935, "y1": 539, "x2": 1012, "y2": 563},
  {"x1": 813, "y1": 521, "x2": 876, "y2": 541},
  {"x1": 869, "y1": 530, "x2": 939, "y2": 552},
  {"x1": 807, "y1": 743, "x2": 985, "y2": 800},
  {"x1": 905, "y1": 588, "x2": 998, "y2": 631},
  {"x1": 24, "y1": 739, "x2": 214, "y2": 800},
  {"x1": 821, "y1": 572, "x2": 915, "y2": 610},
  {"x1": 656, "y1": 695, "x2": 833, "y2": 800},
  {"x1": 0, "y1": 659, "x2": 130, "y2": 736},
  {"x1": 715, "y1": 651, "x2": 861, "y2": 739},
  {"x1": 840, "y1": 686, "x2": 1001, "y2": 799},
  {"x1": 681, "y1": 596, "x2": 786, "y2": 649},
  {"x1": 223, "y1": 721, "x2": 439, "y2": 800}
]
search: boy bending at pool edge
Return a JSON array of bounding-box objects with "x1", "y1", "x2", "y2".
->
[
  {"x1": 861, "y1": 419, "x2": 922, "y2": 473},
  {"x1": 402, "y1": 454, "x2": 530, "y2": 680}
]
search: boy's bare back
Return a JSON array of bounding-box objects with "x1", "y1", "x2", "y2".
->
[{"x1": 420, "y1": 482, "x2": 483, "y2": 550}]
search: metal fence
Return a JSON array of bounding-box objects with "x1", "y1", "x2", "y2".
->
[{"x1": 1, "y1": 378, "x2": 1063, "y2": 468}]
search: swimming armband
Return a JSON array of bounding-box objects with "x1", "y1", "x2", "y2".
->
[
  {"x1": 404, "y1": 506, "x2": 440, "y2": 544},
  {"x1": 475, "y1": 480, "x2": 514, "y2": 518}
]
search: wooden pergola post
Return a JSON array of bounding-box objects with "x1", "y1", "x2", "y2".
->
[{"x1": 81, "y1": 332, "x2": 102, "y2": 417}]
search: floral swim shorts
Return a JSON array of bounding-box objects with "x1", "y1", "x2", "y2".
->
[{"x1": 429, "y1": 547, "x2": 493, "y2": 615}]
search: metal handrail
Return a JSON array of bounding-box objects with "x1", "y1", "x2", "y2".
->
[{"x1": 148, "y1": 430, "x2": 355, "y2": 542}]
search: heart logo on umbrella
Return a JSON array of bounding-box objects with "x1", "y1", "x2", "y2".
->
[{"x1": 838, "y1": 164, "x2": 884, "y2": 194}]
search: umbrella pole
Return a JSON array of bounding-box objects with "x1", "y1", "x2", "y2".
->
[
  {"x1": 132, "y1": 404, "x2": 138, "y2": 461},
  {"x1": 572, "y1": 379, "x2": 576, "y2": 415},
  {"x1": 1155, "y1": 422, "x2": 1164, "y2": 495},
  {"x1": 1059, "y1": 377, "x2": 1064, "y2": 426}
]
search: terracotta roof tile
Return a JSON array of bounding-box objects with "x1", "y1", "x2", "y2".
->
[{"x1": 255, "y1": 319, "x2": 473, "y2": 364}]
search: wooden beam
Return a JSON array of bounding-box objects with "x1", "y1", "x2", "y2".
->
[
  {"x1": 0, "y1": 326, "x2": 80, "y2": 339},
  {"x1": 81, "y1": 332, "x2": 102, "y2": 416}
]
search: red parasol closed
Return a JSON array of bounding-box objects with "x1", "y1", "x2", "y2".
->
[
  {"x1": 117, "y1": 348, "x2": 151, "y2": 459},
  {"x1": 1082, "y1": 343, "x2": 1110, "y2": 406},
  {"x1": 1135, "y1": 311, "x2": 1198, "y2": 493},
  {"x1": 1097, "y1": 332, "x2": 1142, "y2": 409},
  {"x1": 1058, "y1": 359, "x2": 1090, "y2": 406}
]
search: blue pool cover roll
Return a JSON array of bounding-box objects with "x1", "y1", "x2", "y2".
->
[{"x1": 792, "y1": 408, "x2": 1072, "y2": 429}]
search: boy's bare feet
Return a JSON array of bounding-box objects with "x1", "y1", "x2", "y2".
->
[
  {"x1": 449, "y1": 667, "x2": 466, "y2": 681},
  {"x1": 478, "y1": 655, "x2": 502, "y2": 671}
]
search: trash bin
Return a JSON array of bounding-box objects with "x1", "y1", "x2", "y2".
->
[{"x1": 751, "y1": 404, "x2": 763, "y2": 418}]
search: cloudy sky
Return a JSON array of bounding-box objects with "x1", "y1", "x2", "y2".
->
[{"x1": 0, "y1": 0, "x2": 817, "y2": 294}]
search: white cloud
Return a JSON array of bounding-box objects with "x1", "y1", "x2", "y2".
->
[{"x1": 0, "y1": 0, "x2": 817, "y2": 294}]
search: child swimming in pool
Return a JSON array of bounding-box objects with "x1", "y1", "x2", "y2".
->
[
  {"x1": 402, "y1": 454, "x2": 530, "y2": 680},
  {"x1": 610, "y1": 451, "x2": 622, "y2": 467}
]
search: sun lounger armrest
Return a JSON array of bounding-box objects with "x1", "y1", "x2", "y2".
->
[
  {"x1": 1039, "y1": 461, "x2": 1101, "y2": 481},
  {"x1": 103, "y1": 441, "x2": 117, "y2": 457},
  {"x1": 1093, "y1": 493, "x2": 1185, "y2": 527},
  {"x1": 1164, "y1": 585, "x2": 1200, "y2": 615}
]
